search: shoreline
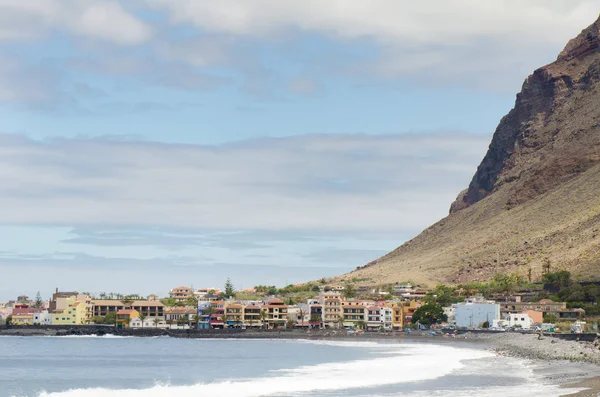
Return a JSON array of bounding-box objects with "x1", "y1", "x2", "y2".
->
[{"x1": 3, "y1": 327, "x2": 600, "y2": 396}]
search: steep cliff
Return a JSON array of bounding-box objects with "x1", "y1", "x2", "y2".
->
[
  {"x1": 452, "y1": 15, "x2": 600, "y2": 212},
  {"x1": 336, "y1": 15, "x2": 600, "y2": 286}
]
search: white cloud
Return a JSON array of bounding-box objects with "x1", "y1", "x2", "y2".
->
[
  {"x1": 146, "y1": 0, "x2": 600, "y2": 89},
  {"x1": 148, "y1": 0, "x2": 596, "y2": 45},
  {"x1": 0, "y1": 0, "x2": 151, "y2": 45},
  {"x1": 0, "y1": 132, "x2": 489, "y2": 233}
]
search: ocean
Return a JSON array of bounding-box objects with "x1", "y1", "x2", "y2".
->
[{"x1": 0, "y1": 336, "x2": 584, "y2": 397}]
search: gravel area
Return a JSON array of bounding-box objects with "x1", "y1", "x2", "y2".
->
[{"x1": 461, "y1": 332, "x2": 600, "y2": 364}]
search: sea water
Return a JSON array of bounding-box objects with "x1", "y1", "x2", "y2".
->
[{"x1": 0, "y1": 336, "x2": 583, "y2": 397}]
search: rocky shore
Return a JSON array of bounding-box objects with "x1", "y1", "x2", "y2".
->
[{"x1": 462, "y1": 331, "x2": 600, "y2": 364}]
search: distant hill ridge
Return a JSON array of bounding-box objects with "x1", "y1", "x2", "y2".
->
[{"x1": 334, "y1": 15, "x2": 600, "y2": 287}]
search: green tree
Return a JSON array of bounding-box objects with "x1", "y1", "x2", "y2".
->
[
  {"x1": 411, "y1": 304, "x2": 447, "y2": 326},
  {"x1": 224, "y1": 278, "x2": 236, "y2": 298},
  {"x1": 424, "y1": 284, "x2": 456, "y2": 306},
  {"x1": 310, "y1": 314, "x2": 322, "y2": 327},
  {"x1": 584, "y1": 284, "x2": 600, "y2": 302},
  {"x1": 221, "y1": 312, "x2": 229, "y2": 327},
  {"x1": 33, "y1": 291, "x2": 43, "y2": 308},
  {"x1": 91, "y1": 316, "x2": 105, "y2": 324},
  {"x1": 490, "y1": 273, "x2": 515, "y2": 295},
  {"x1": 343, "y1": 283, "x2": 356, "y2": 299},
  {"x1": 542, "y1": 271, "x2": 572, "y2": 290},
  {"x1": 166, "y1": 319, "x2": 175, "y2": 329},
  {"x1": 161, "y1": 297, "x2": 177, "y2": 307},
  {"x1": 104, "y1": 311, "x2": 116, "y2": 325},
  {"x1": 185, "y1": 297, "x2": 198, "y2": 307},
  {"x1": 543, "y1": 314, "x2": 558, "y2": 323},
  {"x1": 153, "y1": 317, "x2": 160, "y2": 328},
  {"x1": 6, "y1": 315, "x2": 12, "y2": 326}
]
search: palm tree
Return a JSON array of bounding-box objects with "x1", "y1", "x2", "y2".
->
[
  {"x1": 204, "y1": 306, "x2": 216, "y2": 329},
  {"x1": 222, "y1": 312, "x2": 229, "y2": 328},
  {"x1": 138, "y1": 313, "x2": 147, "y2": 328},
  {"x1": 298, "y1": 308, "x2": 306, "y2": 328},
  {"x1": 259, "y1": 309, "x2": 269, "y2": 329},
  {"x1": 166, "y1": 319, "x2": 175, "y2": 329},
  {"x1": 153, "y1": 317, "x2": 160, "y2": 328},
  {"x1": 191, "y1": 314, "x2": 201, "y2": 329}
]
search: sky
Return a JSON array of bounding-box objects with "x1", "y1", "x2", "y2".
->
[{"x1": 1, "y1": 1, "x2": 598, "y2": 301}]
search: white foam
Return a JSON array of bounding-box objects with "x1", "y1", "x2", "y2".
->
[
  {"x1": 33, "y1": 343, "x2": 493, "y2": 397},
  {"x1": 42, "y1": 334, "x2": 133, "y2": 339}
]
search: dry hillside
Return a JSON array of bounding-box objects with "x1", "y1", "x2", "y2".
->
[{"x1": 334, "y1": 15, "x2": 600, "y2": 287}]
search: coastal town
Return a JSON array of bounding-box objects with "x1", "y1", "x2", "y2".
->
[{"x1": 2, "y1": 271, "x2": 598, "y2": 335}]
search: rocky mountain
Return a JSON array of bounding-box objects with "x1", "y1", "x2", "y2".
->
[{"x1": 336, "y1": 15, "x2": 600, "y2": 287}]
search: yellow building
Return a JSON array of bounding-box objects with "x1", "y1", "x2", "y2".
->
[
  {"x1": 51, "y1": 298, "x2": 87, "y2": 325},
  {"x1": 116, "y1": 309, "x2": 139, "y2": 329},
  {"x1": 12, "y1": 313, "x2": 34, "y2": 325},
  {"x1": 402, "y1": 301, "x2": 423, "y2": 324},
  {"x1": 385, "y1": 302, "x2": 404, "y2": 330}
]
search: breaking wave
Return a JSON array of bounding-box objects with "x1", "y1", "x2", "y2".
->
[{"x1": 33, "y1": 342, "x2": 492, "y2": 397}]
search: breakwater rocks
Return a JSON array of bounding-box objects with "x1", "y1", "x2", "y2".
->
[{"x1": 0, "y1": 325, "x2": 402, "y2": 339}]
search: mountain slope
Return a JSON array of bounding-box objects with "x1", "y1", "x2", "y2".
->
[{"x1": 336, "y1": 15, "x2": 600, "y2": 286}]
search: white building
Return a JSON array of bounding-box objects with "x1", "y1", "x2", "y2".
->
[
  {"x1": 130, "y1": 317, "x2": 167, "y2": 329},
  {"x1": 380, "y1": 307, "x2": 393, "y2": 330},
  {"x1": 506, "y1": 313, "x2": 534, "y2": 329},
  {"x1": 455, "y1": 296, "x2": 500, "y2": 328},
  {"x1": 366, "y1": 306, "x2": 393, "y2": 330},
  {"x1": 443, "y1": 304, "x2": 457, "y2": 325},
  {"x1": 33, "y1": 310, "x2": 51, "y2": 325}
]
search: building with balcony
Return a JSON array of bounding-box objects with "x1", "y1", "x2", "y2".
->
[
  {"x1": 319, "y1": 292, "x2": 342, "y2": 328},
  {"x1": 169, "y1": 286, "x2": 193, "y2": 303},
  {"x1": 500, "y1": 299, "x2": 584, "y2": 321},
  {"x1": 225, "y1": 303, "x2": 244, "y2": 327},
  {"x1": 243, "y1": 305, "x2": 262, "y2": 328},
  {"x1": 264, "y1": 299, "x2": 288, "y2": 329},
  {"x1": 342, "y1": 305, "x2": 366, "y2": 328}
]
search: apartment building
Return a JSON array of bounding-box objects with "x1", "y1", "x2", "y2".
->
[
  {"x1": 342, "y1": 304, "x2": 365, "y2": 328},
  {"x1": 500, "y1": 299, "x2": 584, "y2": 321},
  {"x1": 319, "y1": 292, "x2": 342, "y2": 328},
  {"x1": 264, "y1": 299, "x2": 288, "y2": 329},
  {"x1": 169, "y1": 286, "x2": 193, "y2": 303}
]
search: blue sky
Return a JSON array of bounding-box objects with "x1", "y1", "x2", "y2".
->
[{"x1": 1, "y1": 1, "x2": 598, "y2": 300}]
